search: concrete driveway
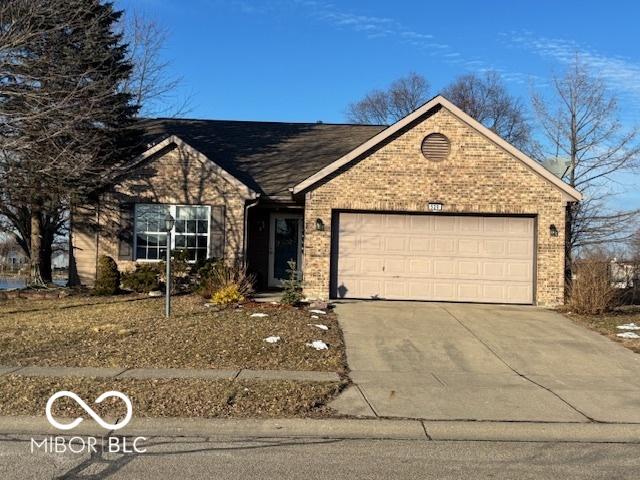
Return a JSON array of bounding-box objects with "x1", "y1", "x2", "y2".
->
[{"x1": 331, "y1": 301, "x2": 640, "y2": 423}]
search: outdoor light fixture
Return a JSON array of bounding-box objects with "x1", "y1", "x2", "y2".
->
[
  {"x1": 163, "y1": 213, "x2": 175, "y2": 318},
  {"x1": 163, "y1": 213, "x2": 175, "y2": 232},
  {"x1": 315, "y1": 218, "x2": 324, "y2": 231},
  {"x1": 549, "y1": 224, "x2": 559, "y2": 237}
]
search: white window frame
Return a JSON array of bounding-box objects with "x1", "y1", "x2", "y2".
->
[{"x1": 133, "y1": 204, "x2": 211, "y2": 263}]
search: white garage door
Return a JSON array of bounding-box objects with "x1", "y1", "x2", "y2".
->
[{"x1": 333, "y1": 213, "x2": 534, "y2": 304}]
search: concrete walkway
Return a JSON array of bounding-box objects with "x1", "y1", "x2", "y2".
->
[
  {"x1": 0, "y1": 365, "x2": 340, "y2": 382},
  {"x1": 331, "y1": 301, "x2": 640, "y2": 423}
]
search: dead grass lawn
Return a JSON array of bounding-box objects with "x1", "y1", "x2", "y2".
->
[
  {"x1": 0, "y1": 375, "x2": 343, "y2": 418},
  {"x1": 0, "y1": 295, "x2": 346, "y2": 372},
  {"x1": 565, "y1": 307, "x2": 640, "y2": 354}
]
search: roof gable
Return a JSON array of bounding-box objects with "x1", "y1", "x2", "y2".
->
[
  {"x1": 126, "y1": 135, "x2": 256, "y2": 199},
  {"x1": 136, "y1": 119, "x2": 385, "y2": 198},
  {"x1": 292, "y1": 95, "x2": 582, "y2": 202}
]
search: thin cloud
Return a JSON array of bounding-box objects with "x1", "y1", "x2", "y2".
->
[
  {"x1": 508, "y1": 31, "x2": 640, "y2": 103},
  {"x1": 292, "y1": 0, "x2": 457, "y2": 54},
  {"x1": 225, "y1": 1, "x2": 537, "y2": 87},
  {"x1": 289, "y1": 1, "x2": 538, "y2": 86}
]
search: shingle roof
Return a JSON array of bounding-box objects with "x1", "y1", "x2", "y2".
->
[{"x1": 138, "y1": 118, "x2": 386, "y2": 198}]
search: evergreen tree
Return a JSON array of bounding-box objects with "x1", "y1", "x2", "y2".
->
[{"x1": 0, "y1": 0, "x2": 140, "y2": 285}]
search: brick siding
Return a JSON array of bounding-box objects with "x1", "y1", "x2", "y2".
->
[
  {"x1": 71, "y1": 144, "x2": 251, "y2": 285},
  {"x1": 302, "y1": 106, "x2": 567, "y2": 306}
]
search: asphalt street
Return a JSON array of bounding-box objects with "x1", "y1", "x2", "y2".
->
[{"x1": 1, "y1": 434, "x2": 639, "y2": 480}]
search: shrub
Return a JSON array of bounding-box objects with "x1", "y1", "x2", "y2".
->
[
  {"x1": 197, "y1": 260, "x2": 254, "y2": 301},
  {"x1": 158, "y1": 249, "x2": 193, "y2": 293},
  {"x1": 196, "y1": 262, "x2": 219, "y2": 299},
  {"x1": 211, "y1": 283, "x2": 245, "y2": 305},
  {"x1": 121, "y1": 264, "x2": 161, "y2": 293},
  {"x1": 94, "y1": 255, "x2": 120, "y2": 295},
  {"x1": 569, "y1": 252, "x2": 618, "y2": 315},
  {"x1": 193, "y1": 258, "x2": 219, "y2": 298},
  {"x1": 281, "y1": 260, "x2": 303, "y2": 305}
]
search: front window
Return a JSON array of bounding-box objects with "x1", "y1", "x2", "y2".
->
[
  {"x1": 134, "y1": 204, "x2": 210, "y2": 262},
  {"x1": 135, "y1": 204, "x2": 169, "y2": 261},
  {"x1": 174, "y1": 206, "x2": 210, "y2": 262}
]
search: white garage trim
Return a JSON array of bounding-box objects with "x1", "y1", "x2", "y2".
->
[{"x1": 331, "y1": 212, "x2": 536, "y2": 304}]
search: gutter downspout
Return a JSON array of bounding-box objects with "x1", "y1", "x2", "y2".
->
[{"x1": 242, "y1": 194, "x2": 261, "y2": 266}]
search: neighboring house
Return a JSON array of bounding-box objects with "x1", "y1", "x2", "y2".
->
[
  {"x1": 0, "y1": 248, "x2": 28, "y2": 273},
  {"x1": 51, "y1": 250, "x2": 69, "y2": 271},
  {"x1": 610, "y1": 259, "x2": 639, "y2": 289},
  {"x1": 70, "y1": 95, "x2": 581, "y2": 306},
  {"x1": 542, "y1": 157, "x2": 571, "y2": 179}
]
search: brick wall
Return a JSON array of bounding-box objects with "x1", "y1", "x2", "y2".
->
[
  {"x1": 302, "y1": 106, "x2": 567, "y2": 306},
  {"x1": 71, "y1": 144, "x2": 252, "y2": 285}
]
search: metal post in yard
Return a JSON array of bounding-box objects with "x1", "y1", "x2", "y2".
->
[
  {"x1": 165, "y1": 229, "x2": 171, "y2": 318},
  {"x1": 163, "y1": 213, "x2": 175, "y2": 319}
]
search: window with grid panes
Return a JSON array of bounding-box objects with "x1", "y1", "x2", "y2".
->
[{"x1": 134, "y1": 204, "x2": 210, "y2": 262}]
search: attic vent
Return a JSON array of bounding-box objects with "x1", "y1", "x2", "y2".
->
[{"x1": 421, "y1": 133, "x2": 450, "y2": 162}]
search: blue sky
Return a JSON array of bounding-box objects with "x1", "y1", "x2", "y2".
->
[{"x1": 117, "y1": 0, "x2": 640, "y2": 206}]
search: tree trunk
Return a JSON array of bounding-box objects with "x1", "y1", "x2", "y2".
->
[
  {"x1": 39, "y1": 239, "x2": 52, "y2": 283},
  {"x1": 40, "y1": 217, "x2": 56, "y2": 283},
  {"x1": 67, "y1": 205, "x2": 81, "y2": 287},
  {"x1": 28, "y1": 208, "x2": 46, "y2": 287}
]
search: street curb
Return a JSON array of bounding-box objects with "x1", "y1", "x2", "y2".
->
[
  {"x1": 423, "y1": 421, "x2": 640, "y2": 444},
  {"x1": 2, "y1": 416, "x2": 640, "y2": 443},
  {"x1": 0, "y1": 416, "x2": 425, "y2": 440}
]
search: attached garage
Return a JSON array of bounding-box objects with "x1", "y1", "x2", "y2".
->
[
  {"x1": 295, "y1": 96, "x2": 582, "y2": 306},
  {"x1": 332, "y1": 212, "x2": 535, "y2": 304}
]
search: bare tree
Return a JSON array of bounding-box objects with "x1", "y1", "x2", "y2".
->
[
  {"x1": 629, "y1": 229, "x2": 640, "y2": 262},
  {"x1": 346, "y1": 72, "x2": 430, "y2": 124},
  {"x1": 532, "y1": 56, "x2": 640, "y2": 286},
  {"x1": 443, "y1": 71, "x2": 531, "y2": 151},
  {"x1": 119, "y1": 11, "x2": 190, "y2": 117},
  {"x1": 0, "y1": 199, "x2": 67, "y2": 282}
]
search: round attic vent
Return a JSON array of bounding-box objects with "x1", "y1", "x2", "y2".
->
[{"x1": 421, "y1": 133, "x2": 450, "y2": 162}]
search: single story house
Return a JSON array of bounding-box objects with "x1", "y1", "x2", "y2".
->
[
  {"x1": 0, "y1": 247, "x2": 28, "y2": 273},
  {"x1": 71, "y1": 95, "x2": 581, "y2": 306},
  {"x1": 51, "y1": 250, "x2": 69, "y2": 271}
]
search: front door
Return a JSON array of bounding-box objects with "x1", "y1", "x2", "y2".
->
[{"x1": 268, "y1": 213, "x2": 303, "y2": 287}]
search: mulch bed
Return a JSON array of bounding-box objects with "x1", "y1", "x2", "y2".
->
[
  {"x1": 0, "y1": 375, "x2": 344, "y2": 418},
  {"x1": 0, "y1": 295, "x2": 347, "y2": 372},
  {"x1": 565, "y1": 307, "x2": 640, "y2": 354}
]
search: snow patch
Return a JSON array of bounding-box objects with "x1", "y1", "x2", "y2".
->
[
  {"x1": 616, "y1": 332, "x2": 640, "y2": 339},
  {"x1": 264, "y1": 336, "x2": 281, "y2": 343},
  {"x1": 307, "y1": 323, "x2": 329, "y2": 331},
  {"x1": 616, "y1": 323, "x2": 640, "y2": 331},
  {"x1": 309, "y1": 309, "x2": 326, "y2": 315},
  {"x1": 310, "y1": 315, "x2": 319, "y2": 319},
  {"x1": 250, "y1": 313, "x2": 269, "y2": 318},
  {"x1": 306, "y1": 340, "x2": 329, "y2": 350}
]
